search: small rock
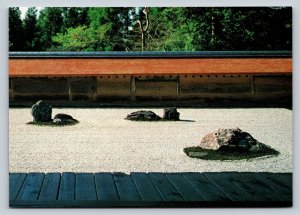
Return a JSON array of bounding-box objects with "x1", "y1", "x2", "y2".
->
[
  {"x1": 54, "y1": 113, "x2": 77, "y2": 124},
  {"x1": 31, "y1": 100, "x2": 52, "y2": 122},
  {"x1": 126, "y1": 110, "x2": 161, "y2": 121},
  {"x1": 53, "y1": 118, "x2": 62, "y2": 124},
  {"x1": 163, "y1": 107, "x2": 180, "y2": 120}
]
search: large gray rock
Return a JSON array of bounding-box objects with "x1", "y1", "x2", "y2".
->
[
  {"x1": 163, "y1": 107, "x2": 180, "y2": 120},
  {"x1": 199, "y1": 128, "x2": 269, "y2": 152},
  {"x1": 31, "y1": 100, "x2": 52, "y2": 122},
  {"x1": 126, "y1": 110, "x2": 161, "y2": 121}
]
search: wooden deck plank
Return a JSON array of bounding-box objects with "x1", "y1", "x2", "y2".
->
[
  {"x1": 58, "y1": 172, "x2": 75, "y2": 200},
  {"x1": 16, "y1": 173, "x2": 45, "y2": 201},
  {"x1": 9, "y1": 173, "x2": 27, "y2": 201},
  {"x1": 166, "y1": 173, "x2": 205, "y2": 201},
  {"x1": 183, "y1": 173, "x2": 231, "y2": 201},
  {"x1": 39, "y1": 173, "x2": 61, "y2": 201},
  {"x1": 113, "y1": 172, "x2": 141, "y2": 201},
  {"x1": 131, "y1": 172, "x2": 162, "y2": 201},
  {"x1": 76, "y1": 173, "x2": 97, "y2": 200},
  {"x1": 95, "y1": 173, "x2": 119, "y2": 201},
  {"x1": 227, "y1": 172, "x2": 286, "y2": 201},
  {"x1": 9, "y1": 172, "x2": 292, "y2": 207},
  {"x1": 203, "y1": 172, "x2": 254, "y2": 201},
  {"x1": 262, "y1": 173, "x2": 292, "y2": 191},
  {"x1": 148, "y1": 173, "x2": 184, "y2": 201},
  {"x1": 250, "y1": 173, "x2": 292, "y2": 201}
]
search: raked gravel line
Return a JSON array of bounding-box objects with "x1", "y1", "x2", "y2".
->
[{"x1": 9, "y1": 108, "x2": 293, "y2": 173}]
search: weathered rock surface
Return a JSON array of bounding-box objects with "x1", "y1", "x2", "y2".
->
[
  {"x1": 54, "y1": 113, "x2": 74, "y2": 120},
  {"x1": 199, "y1": 128, "x2": 270, "y2": 152},
  {"x1": 31, "y1": 100, "x2": 52, "y2": 122},
  {"x1": 163, "y1": 107, "x2": 180, "y2": 120},
  {"x1": 126, "y1": 110, "x2": 161, "y2": 121},
  {"x1": 53, "y1": 113, "x2": 77, "y2": 124}
]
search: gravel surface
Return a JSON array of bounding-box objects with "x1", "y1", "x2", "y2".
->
[{"x1": 9, "y1": 108, "x2": 293, "y2": 173}]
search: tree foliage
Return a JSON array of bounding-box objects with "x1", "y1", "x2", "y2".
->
[
  {"x1": 23, "y1": 7, "x2": 38, "y2": 51},
  {"x1": 9, "y1": 7, "x2": 292, "y2": 51},
  {"x1": 9, "y1": 7, "x2": 24, "y2": 51}
]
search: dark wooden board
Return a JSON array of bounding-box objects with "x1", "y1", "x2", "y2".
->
[
  {"x1": 113, "y1": 172, "x2": 141, "y2": 201},
  {"x1": 183, "y1": 172, "x2": 231, "y2": 201},
  {"x1": 76, "y1": 173, "x2": 97, "y2": 200},
  {"x1": 203, "y1": 172, "x2": 254, "y2": 201},
  {"x1": 16, "y1": 173, "x2": 45, "y2": 201},
  {"x1": 39, "y1": 173, "x2": 61, "y2": 200},
  {"x1": 9, "y1": 173, "x2": 27, "y2": 201},
  {"x1": 58, "y1": 172, "x2": 75, "y2": 200},
  {"x1": 9, "y1": 172, "x2": 292, "y2": 207},
  {"x1": 228, "y1": 172, "x2": 286, "y2": 201},
  {"x1": 250, "y1": 173, "x2": 292, "y2": 201},
  {"x1": 95, "y1": 173, "x2": 119, "y2": 201},
  {"x1": 148, "y1": 173, "x2": 184, "y2": 201},
  {"x1": 131, "y1": 172, "x2": 162, "y2": 201},
  {"x1": 166, "y1": 173, "x2": 205, "y2": 201}
]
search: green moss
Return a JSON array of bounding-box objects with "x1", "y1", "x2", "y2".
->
[
  {"x1": 26, "y1": 120, "x2": 79, "y2": 127},
  {"x1": 183, "y1": 146, "x2": 279, "y2": 161}
]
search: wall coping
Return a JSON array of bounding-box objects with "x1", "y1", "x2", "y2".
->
[{"x1": 9, "y1": 51, "x2": 292, "y2": 59}]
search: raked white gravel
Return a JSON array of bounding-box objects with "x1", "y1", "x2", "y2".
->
[{"x1": 9, "y1": 108, "x2": 293, "y2": 173}]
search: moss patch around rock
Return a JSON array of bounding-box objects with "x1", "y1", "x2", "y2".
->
[
  {"x1": 183, "y1": 146, "x2": 279, "y2": 161},
  {"x1": 27, "y1": 120, "x2": 79, "y2": 127}
]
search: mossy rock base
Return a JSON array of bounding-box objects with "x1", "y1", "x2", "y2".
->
[
  {"x1": 125, "y1": 118, "x2": 179, "y2": 122},
  {"x1": 27, "y1": 120, "x2": 79, "y2": 127},
  {"x1": 184, "y1": 146, "x2": 279, "y2": 161}
]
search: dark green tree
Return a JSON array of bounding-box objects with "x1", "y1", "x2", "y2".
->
[
  {"x1": 9, "y1": 7, "x2": 24, "y2": 51},
  {"x1": 62, "y1": 7, "x2": 89, "y2": 30},
  {"x1": 14, "y1": 7, "x2": 292, "y2": 51},
  {"x1": 36, "y1": 7, "x2": 64, "y2": 50},
  {"x1": 23, "y1": 7, "x2": 38, "y2": 51},
  {"x1": 88, "y1": 7, "x2": 133, "y2": 51}
]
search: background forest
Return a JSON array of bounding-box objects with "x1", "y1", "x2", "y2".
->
[{"x1": 9, "y1": 7, "x2": 292, "y2": 52}]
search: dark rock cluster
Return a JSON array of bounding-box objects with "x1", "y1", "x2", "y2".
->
[
  {"x1": 126, "y1": 107, "x2": 180, "y2": 121},
  {"x1": 30, "y1": 100, "x2": 78, "y2": 125}
]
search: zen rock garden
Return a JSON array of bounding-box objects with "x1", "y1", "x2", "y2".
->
[
  {"x1": 29, "y1": 100, "x2": 78, "y2": 126},
  {"x1": 125, "y1": 107, "x2": 180, "y2": 121},
  {"x1": 184, "y1": 128, "x2": 279, "y2": 160},
  {"x1": 28, "y1": 101, "x2": 279, "y2": 160}
]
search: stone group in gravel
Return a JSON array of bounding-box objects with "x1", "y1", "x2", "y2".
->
[
  {"x1": 30, "y1": 100, "x2": 78, "y2": 125},
  {"x1": 126, "y1": 107, "x2": 180, "y2": 121}
]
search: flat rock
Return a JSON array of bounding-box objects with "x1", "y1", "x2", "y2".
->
[
  {"x1": 125, "y1": 110, "x2": 161, "y2": 121},
  {"x1": 53, "y1": 113, "x2": 78, "y2": 124}
]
